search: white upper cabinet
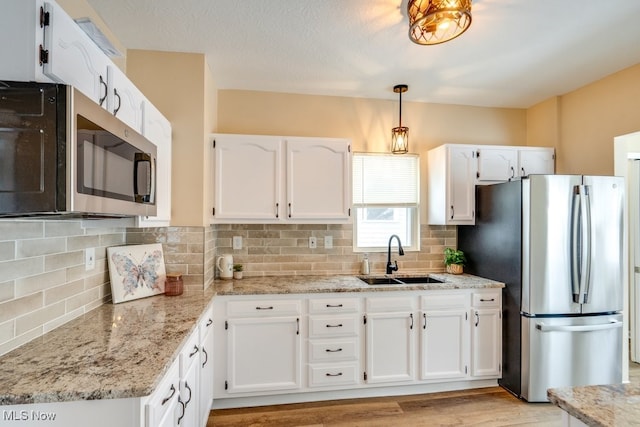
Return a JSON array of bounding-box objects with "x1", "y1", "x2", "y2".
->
[
  {"x1": 42, "y1": 1, "x2": 110, "y2": 106},
  {"x1": 517, "y1": 147, "x2": 555, "y2": 177},
  {"x1": 476, "y1": 147, "x2": 518, "y2": 182},
  {"x1": 211, "y1": 134, "x2": 352, "y2": 223},
  {"x1": 108, "y1": 65, "x2": 145, "y2": 133}
]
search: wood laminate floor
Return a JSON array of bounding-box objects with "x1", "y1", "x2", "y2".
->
[{"x1": 208, "y1": 362, "x2": 640, "y2": 427}]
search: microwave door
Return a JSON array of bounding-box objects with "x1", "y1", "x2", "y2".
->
[{"x1": 134, "y1": 152, "x2": 156, "y2": 204}]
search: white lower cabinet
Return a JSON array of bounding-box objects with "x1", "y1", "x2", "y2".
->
[
  {"x1": 178, "y1": 331, "x2": 200, "y2": 426},
  {"x1": 213, "y1": 289, "x2": 501, "y2": 407},
  {"x1": 364, "y1": 297, "x2": 416, "y2": 384},
  {"x1": 198, "y1": 308, "x2": 214, "y2": 427},
  {"x1": 145, "y1": 358, "x2": 180, "y2": 427},
  {"x1": 224, "y1": 299, "x2": 302, "y2": 394},
  {"x1": 420, "y1": 293, "x2": 470, "y2": 381}
]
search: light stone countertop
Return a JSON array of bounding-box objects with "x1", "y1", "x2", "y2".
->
[
  {"x1": 0, "y1": 273, "x2": 502, "y2": 406},
  {"x1": 548, "y1": 384, "x2": 640, "y2": 427}
]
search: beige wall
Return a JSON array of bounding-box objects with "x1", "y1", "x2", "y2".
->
[
  {"x1": 528, "y1": 63, "x2": 640, "y2": 175},
  {"x1": 127, "y1": 51, "x2": 217, "y2": 226}
]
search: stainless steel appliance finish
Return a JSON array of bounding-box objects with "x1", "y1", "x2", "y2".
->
[
  {"x1": 458, "y1": 175, "x2": 624, "y2": 402},
  {"x1": 0, "y1": 80, "x2": 156, "y2": 217}
]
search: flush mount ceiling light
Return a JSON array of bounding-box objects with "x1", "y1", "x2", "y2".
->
[
  {"x1": 408, "y1": 0, "x2": 472, "y2": 45},
  {"x1": 391, "y1": 84, "x2": 409, "y2": 154}
]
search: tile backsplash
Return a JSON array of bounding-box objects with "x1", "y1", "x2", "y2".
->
[{"x1": 0, "y1": 220, "x2": 453, "y2": 355}]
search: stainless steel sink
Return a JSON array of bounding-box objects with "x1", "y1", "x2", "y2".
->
[{"x1": 358, "y1": 276, "x2": 443, "y2": 285}]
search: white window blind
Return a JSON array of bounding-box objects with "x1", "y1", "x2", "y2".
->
[{"x1": 352, "y1": 153, "x2": 420, "y2": 206}]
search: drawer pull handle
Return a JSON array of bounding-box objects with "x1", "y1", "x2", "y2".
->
[
  {"x1": 256, "y1": 306, "x2": 274, "y2": 310},
  {"x1": 325, "y1": 372, "x2": 343, "y2": 377},
  {"x1": 326, "y1": 304, "x2": 343, "y2": 308},
  {"x1": 325, "y1": 348, "x2": 343, "y2": 353},
  {"x1": 480, "y1": 298, "x2": 495, "y2": 302},
  {"x1": 189, "y1": 345, "x2": 199, "y2": 358},
  {"x1": 161, "y1": 384, "x2": 176, "y2": 405},
  {"x1": 206, "y1": 318, "x2": 213, "y2": 327},
  {"x1": 326, "y1": 324, "x2": 343, "y2": 328}
]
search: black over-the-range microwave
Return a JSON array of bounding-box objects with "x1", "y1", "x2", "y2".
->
[{"x1": 0, "y1": 80, "x2": 157, "y2": 217}]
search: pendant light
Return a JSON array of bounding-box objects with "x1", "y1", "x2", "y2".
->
[
  {"x1": 391, "y1": 84, "x2": 409, "y2": 154},
  {"x1": 408, "y1": 0, "x2": 472, "y2": 46}
]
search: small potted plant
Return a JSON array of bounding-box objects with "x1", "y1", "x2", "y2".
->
[
  {"x1": 233, "y1": 264, "x2": 243, "y2": 279},
  {"x1": 444, "y1": 247, "x2": 466, "y2": 275}
]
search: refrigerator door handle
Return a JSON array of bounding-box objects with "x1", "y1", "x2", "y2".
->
[
  {"x1": 571, "y1": 187, "x2": 581, "y2": 301},
  {"x1": 578, "y1": 185, "x2": 592, "y2": 303},
  {"x1": 536, "y1": 319, "x2": 622, "y2": 333}
]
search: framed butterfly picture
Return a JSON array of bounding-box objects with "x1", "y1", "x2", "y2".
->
[{"x1": 107, "y1": 243, "x2": 167, "y2": 304}]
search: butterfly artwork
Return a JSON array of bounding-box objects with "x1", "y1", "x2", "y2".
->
[{"x1": 107, "y1": 244, "x2": 167, "y2": 303}]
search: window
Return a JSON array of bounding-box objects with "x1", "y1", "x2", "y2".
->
[{"x1": 352, "y1": 153, "x2": 420, "y2": 252}]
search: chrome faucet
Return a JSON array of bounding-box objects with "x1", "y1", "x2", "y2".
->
[{"x1": 386, "y1": 234, "x2": 405, "y2": 274}]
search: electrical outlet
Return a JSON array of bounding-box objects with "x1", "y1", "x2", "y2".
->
[
  {"x1": 324, "y1": 235, "x2": 333, "y2": 249},
  {"x1": 233, "y1": 236, "x2": 243, "y2": 250},
  {"x1": 309, "y1": 236, "x2": 317, "y2": 249},
  {"x1": 85, "y1": 247, "x2": 95, "y2": 271}
]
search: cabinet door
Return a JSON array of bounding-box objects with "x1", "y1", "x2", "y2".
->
[
  {"x1": 471, "y1": 308, "x2": 502, "y2": 377},
  {"x1": 365, "y1": 312, "x2": 415, "y2": 383},
  {"x1": 477, "y1": 148, "x2": 517, "y2": 182},
  {"x1": 138, "y1": 102, "x2": 172, "y2": 227},
  {"x1": 518, "y1": 148, "x2": 555, "y2": 177},
  {"x1": 447, "y1": 146, "x2": 477, "y2": 224},
  {"x1": 108, "y1": 65, "x2": 145, "y2": 133},
  {"x1": 213, "y1": 135, "x2": 281, "y2": 220},
  {"x1": 199, "y1": 315, "x2": 214, "y2": 427},
  {"x1": 226, "y1": 316, "x2": 301, "y2": 393},
  {"x1": 285, "y1": 138, "x2": 351, "y2": 220},
  {"x1": 178, "y1": 352, "x2": 199, "y2": 426},
  {"x1": 146, "y1": 360, "x2": 180, "y2": 427},
  {"x1": 43, "y1": 1, "x2": 109, "y2": 106},
  {"x1": 420, "y1": 309, "x2": 469, "y2": 380}
]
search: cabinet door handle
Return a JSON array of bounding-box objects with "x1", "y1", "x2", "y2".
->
[
  {"x1": 326, "y1": 324, "x2": 343, "y2": 328},
  {"x1": 510, "y1": 166, "x2": 515, "y2": 179},
  {"x1": 202, "y1": 347, "x2": 208, "y2": 368},
  {"x1": 423, "y1": 313, "x2": 427, "y2": 330},
  {"x1": 206, "y1": 318, "x2": 213, "y2": 327},
  {"x1": 184, "y1": 381, "x2": 192, "y2": 405},
  {"x1": 480, "y1": 298, "x2": 495, "y2": 302},
  {"x1": 177, "y1": 396, "x2": 185, "y2": 424},
  {"x1": 98, "y1": 75, "x2": 108, "y2": 106},
  {"x1": 189, "y1": 345, "x2": 199, "y2": 358},
  {"x1": 256, "y1": 306, "x2": 274, "y2": 310},
  {"x1": 296, "y1": 317, "x2": 300, "y2": 335},
  {"x1": 113, "y1": 88, "x2": 121, "y2": 115},
  {"x1": 325, "y1": 348, "x2": 343, "y2": 353},
  {"x1": 409, "y1": 313, "x2": 414, "y2": 330},
  {"x1": 326, "y1": 304, "x2": 343, "y2": 308},
  {"x1": 475, "y1": 311, "x2": 480, "y2": 327},
  {"x1": 161, "y1": 384, "x2": 176, "y2": 405},
  {"x1": 288, "y1": 203, "x2": 292, "y2": 218},
  {"x1": 325, "y1": 372, "x2": 343, "y2": 377},
  {"x1": 275, "y1": 202, "x2": 279, "y2": 218},
  {"x1": 521, "y1": 167, "x2": 526, "y2": 177},
  {"x1": 450, "y1": 205, "x2": 454, "y2": 220}
]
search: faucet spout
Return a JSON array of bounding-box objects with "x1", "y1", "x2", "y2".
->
[{"x1": 386, "y1": 234, "x2": 404, "y2": 274}]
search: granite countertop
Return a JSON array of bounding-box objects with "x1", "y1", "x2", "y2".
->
[
  {"x1": 0, "y1": 273, "x2": 502, "y2": 406},
  {"x1": 213, "y1": 272, "x2": 504, "y2": 295},
  {"x1": 548, "y1": 384, "x2": 640, "y2": 427},
  {"x1": 0, "y1": 288, "x2": 216, "y2": 406}
]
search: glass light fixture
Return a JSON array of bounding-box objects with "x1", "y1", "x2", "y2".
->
[
  {"x1": 408, "y1": 0, "x2": 472, "y2": 45},
  {"x1": 391, "y1": 84, "x2": 409, "y2": 154}
]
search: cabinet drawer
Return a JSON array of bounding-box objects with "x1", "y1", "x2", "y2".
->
[
  {"x1": 309, "y1": 315, "x2": 359, "y2": 338},
  {"x1": 366, "y1": 297, "x2": 416, "y2": 312},
  {"x1": 227, "y1": 299, "x2": 301, "y2": 317},
  {"x1": 472, "y1": 292, "x2": 501, "y2": 307},
  {"x1": 422, "y1": 293, "x2": 469, "y2": 310},
  {"x1": 145, "y1": 358, "x2": 179, "y2": 426},
  {"x1": 180, "y1": 329, "x2": 200, "y2": 375},
  {"x1": 308, "y1": 364, "x2": 359, "y2": 387},
  {"x1": 309, "y1": 298, "x2": 359, "y2": 314},
  {"x1": 308, "y1": 338, "x2": 358, "y2": 363}
]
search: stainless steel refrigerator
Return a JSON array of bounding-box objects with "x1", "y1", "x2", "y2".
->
[{"x1": 458, "y1": 175, "x2": 624, "y2": 402}]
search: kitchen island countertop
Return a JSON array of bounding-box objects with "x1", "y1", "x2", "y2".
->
[
  {"x1": 0, "y1": 273, "x2": 502, "y2": 406},
  {"x1": 548, "y1": 383, "x2": 640, "y2": 427}
]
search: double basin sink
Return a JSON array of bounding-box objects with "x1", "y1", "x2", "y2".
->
[{"x1": 358, "y1": 276, "x2": 443, "y2": 285}]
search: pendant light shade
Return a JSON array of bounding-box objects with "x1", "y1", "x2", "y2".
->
[
  {"x1": 391, "y1": 84, "x2": 409, "y2": 154},
  {"x1": 408, "y1": 0, "x2": 472, "y2": 46}
]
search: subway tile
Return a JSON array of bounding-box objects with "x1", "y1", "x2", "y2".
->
[
  {"x1": 0, "y1": 280, "x2": 15, "y2": 303},
  {"x1": 0, "y1": 221, "x2": 43, "y2": 241},
  {"x1": 0, "y1": 320, "x2": 14, "y2": 344},
  {"x1": 0, "y1": 327, "x2": 42, "y2": 357},
  {"x1": 0, "y1": 241, "x2": 15, "y2": 261},
  {"x1": 44, "y1": 279, "x2": 85, "y2": 305},
  {"x1": 44, "y1": 250, "x2": 84, "y2": 271},
  {"x1": 17, "y1": 237, "x2": 66, "y2": 258},
  {"x1": 67, "y1": 235, "x2": 101, "y2": 251},
  {"x1": 0, "y1": 257, "x2": 44, "y2": 282},
  {"x1": 15, "y1": 301, "x2": 66, "y2": 336},
  {"x1": 0, "y1": 293, "x2": 43, "y2": 324},
  {"x1": 15, "y1": 269, "x2": 67, "y2": 298},
  {"x1": 44, "y1": 221, "x2": 84, "y2": 238},
  {"x1": 43, "y1": 307, "x2": 84, "y2": 334},
  {"x1": 65, "y1": 288, "x2": 101, "y2": 312}
]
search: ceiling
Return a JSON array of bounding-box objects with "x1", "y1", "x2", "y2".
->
[{"x1": 84, "y1": 0, "x2": 640, "y2": 108}]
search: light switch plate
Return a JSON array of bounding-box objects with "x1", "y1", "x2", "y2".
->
[
  {"x1": 324, "y1": 235, "x2": 333, "y2": 249},
  {"x1": 85, "y1": 247, "x2": 95, "y2": 270},
  {"x1": 232, "y1": 236, "x2": 242, "y2": 250},
  {"x1": 309, "y1": 237, "x2": 317, "y2": 249}
]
